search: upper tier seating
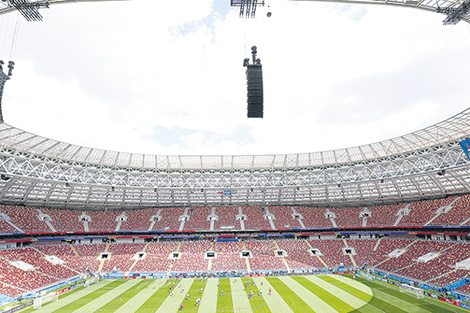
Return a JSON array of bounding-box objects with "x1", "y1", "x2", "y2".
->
[
  {"x1": 0, "y1": 205, "x2": 50, "y2": 233},
  {"x1": 213, "y1": 206, "x2": 240, "y2": 231},
  {"x1": 268, "y1": 206, "x2": 299, "y2": 229},
  {"x1": 366, "y1": 204, "x2": 404, "y2": 227},
  {"x1": 183, "y1": 207, "x2": 211, "y2": 231},
  {"x1": 41, "y1": 208, "x2": 83, "y2": 232},
  {"x1": 294, "y1": 207, "x2": 331, "y2": 228},
  {"x1": 243, "y1": 206, "x2": 272, "y2": 230},
  {"x1": 329, "y1": 207, "x2": 364, "y2": 228},
  {"x1": 119, "y1": 208, "x2": 161, "y2": 232},
  {"x1": 153, "y1": 207, "x2": 186, "y2": 231},
  {"x1": 1, "y1": 196, "x2": 469, "y2": 233},
  {"x1": 399, "y1": 198, "x2": 456, "y2": 226}
]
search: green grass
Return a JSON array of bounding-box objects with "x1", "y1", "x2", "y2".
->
[
  {"x1": 217, "y1": 278, "x2": 233, "y2": 312},
  {"x1": 135, "y1": 278, "x2": 176, "y2": 312},
  {"x1": 53, "y1": 280, "x2": 126, "y2": 313},
  {"x1": 15, "y1": 275, "x2": 470, "y2": 313},
  {"x1": 181, "y1": 277, "x2": 206, "y2": 312},
  {"x1": 293, "y1": 276, "x2": 355, "y2": 312},
  {"x1": 94, "y1": 279, "x2": 154, "y2": 313},
  {"x1": 19, "y1": 284, "x2": 86, "y2": 313},
  {"x1": 358, "y1": 277, "x2": 469, "y2": 313},
  {"x1": 266, "y1": 277, "x2": 314, "y2": 312},
  {"x1": 242, "y1": 279, "x2": 270, "y2": 313}
]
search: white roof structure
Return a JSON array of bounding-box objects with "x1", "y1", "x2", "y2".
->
[{"x1": 0, "y1": 106, "x2": 469, "y2": 209}]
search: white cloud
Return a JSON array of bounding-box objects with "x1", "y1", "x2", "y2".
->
[{"x1": 0, "y1": 0, "x2": 469, "y2": 156}]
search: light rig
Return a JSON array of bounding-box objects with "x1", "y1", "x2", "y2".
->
[
  {"x1": 243, "y1": 46, "x2": 263, "y2": 118},
  {"x1": 1, "y1": 0, "x2": 49, "y2": 21},
  {"x1": 0, "y1": 60, "x2": 14, "y2": 123},
  {"x1": 230, "y1": 0, "x2": 265, "y2": 18}
]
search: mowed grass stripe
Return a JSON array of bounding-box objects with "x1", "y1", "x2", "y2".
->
[
  {"x1": 28, "y1": 281, "x2": 112, "y2": 313},
  {"x1": 198, "y1": 278, "x2": 218, "y2": 313},
  {"x1": 241, "y1": 278, "x2": 270, "y2": 313},
  {"x1": 182, "y1": 278, "x2": 206, "y2": 313},
  {"x1": 21, "y1": 283, "x2": 88, "y2": 313},
  {"x1": 66, "y1": 279, "x2": 141, "y2": 313},
  {"x1": 306, "y1": 275, "x2": 381, "y2": 313},
  {"x1": 266, "y1": 277, "x2": 313, "y2": 313},
  {"x1": 217, "y1": 278, "x2": 233, "y2": 312},
  {"x1": 294, "y1": 276, "x2": 366, "y2": 312},
  {"x1": 253, "y1": 277, "x2": 291, "y2": 313},
  {"x1": 156, "y1": 278, "x2": 194, "y2": 313},
  {"x1": 94, "y1": 279, "x2": 154, "y2": 313},
  {"x1": 318, "y1": 276, "x2": 405, "y2": 313},
  {"x1": 114, "y1": 279, "x2": 166, "y2": 313},
  {"x1": 279, "y1": 276, "x2": 337, "y2": 313},
  {"x1": 137, "y1": 278, "x2": 178, "y2": 313},
  {"x1": 52, "y1": 280, "x2": 127, "y2": 313},
  {"x1": 362, "y1": 279, "x2": 468, "y2": 313},
  {"x1": 333, "y1": 275, "x2": 373, "y2": 296},
  {"x1": 292, "y1": 276, "x2": 355, "y2": 312},
  {"x1": 231, "y1": 278, "x2": 253, "y2": 313}
]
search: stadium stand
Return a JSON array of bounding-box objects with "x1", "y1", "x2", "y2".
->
[
  {"x1": 171, "y1": 241, "x2": 210, "y2": 273},
  {"x1": 86, "y1": 211, "x2": 121, "y2": 232},
  {"x1": 0, "y1": 258, "x2": 59, "y2": 292},
  {"x1": 2, "y1": 196, "x2": 470, "y2": 299},
  {"x1": 131, "y1": 242, "x2": 177, "y2": 273},
  {"x1": 211, "y1": 241, "x2": 246, "y2": 272},
  {"x1": 243, "y1": 206, "x2": 272, "y2": 230},
  {"x1": 376, "y1": 240, "x2": 452, "y2": 273},
  {"x1": 458, "y1": 282, "x2": 470, "y2": 293},
  {"x1": 183, "y1": 207, "x2": 211, "y2": 231},
  {"x1": 101, "y1": 243, "x2": 146, "y2": 273},
  {"x1": 308, "y1": 239, "x2": 353, "y2": 268},
  {"x1": 153, "y1": 207, "x2": 185, "y2": 231},
  {"x1": 295, "y1": 207, "x2": 331, "y2": 228},
  {"x1": 0, "y1": 282, "x2": 24, "y2": 298},
  {"x1": 41, "y1": 208, "x2": 84, "y2": 232},
  {"x1": 329, "y1": 207, "x2": 364, "y2": 228},
  {"x1": 366, "y1": 204, "x2": 404, "y2": 227},
  {"x1": 213, "y1": 206, "x2": 240, "y2": 231},
  {"x1": 431, "y1": 195, "x2": 470, "y2": 226},
  {"x1": 119, "y1": 208, "x2": 160, "y2": 232},
  {"x1": 245, "y1": 240, "x2": 287, "y2": 271},
  {"x1": 71, "y1": 243, "x2": 107, "y2": 273},
  {"x1": 0, "y1": 220, "x2": 18, "y2": 233},
  {"x1": 346, "y1": 238, "x2": 378, "y2": 267},
  {"x1": 398, "y1": 198, "x2": 456, "y2": 226},
  {"x1": 268, "y1": 206, "x2": 300, "y2": 229},
  {"x1": 0, "y1": 247, "x2": 78, "y2": 280},
  {"x1": 430, "y1": 269, "x2": 470, "y2": 287},
  {"x1": 0, "y1": 205, "x2": 50, "y2": 233},
  {"x1": 277, "y1": 239, "x2": 324, "y2": 270}
]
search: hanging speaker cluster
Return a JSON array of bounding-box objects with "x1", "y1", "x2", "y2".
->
[{"x1": 244, "y1": 46, "x2": 263, "y2": 118}]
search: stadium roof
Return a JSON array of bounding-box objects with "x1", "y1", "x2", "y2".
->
[
  {"x1": 0, "y1": 108, "x2": 470, "y2": 169},
  {"x1": 0, "y1": 107, "x2": 470, "y2": 209}
]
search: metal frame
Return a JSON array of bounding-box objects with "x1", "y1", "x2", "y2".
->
[
  {"x1": 0, "y1": 107, "x2": 470, "y2": 209},
  {"x1": 299, "y1": 0, "x2": 470, "y2": 24}
]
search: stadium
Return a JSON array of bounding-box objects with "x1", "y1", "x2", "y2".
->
[{"x1": 0, "y1": 0, "x2": 470, "y2": 312}]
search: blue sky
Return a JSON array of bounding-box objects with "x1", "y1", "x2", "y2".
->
[{"x1": 1, "y1": 0, "x2": 470, "y2": 156}]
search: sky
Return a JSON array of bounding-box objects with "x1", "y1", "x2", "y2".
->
[{"x1": 0, "y1": 0, "x2": 470, "y2": 156}]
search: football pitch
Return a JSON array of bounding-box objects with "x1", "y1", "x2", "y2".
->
[{"x1": 19, "y1": 274, "x2": 469, "y2": 313}]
